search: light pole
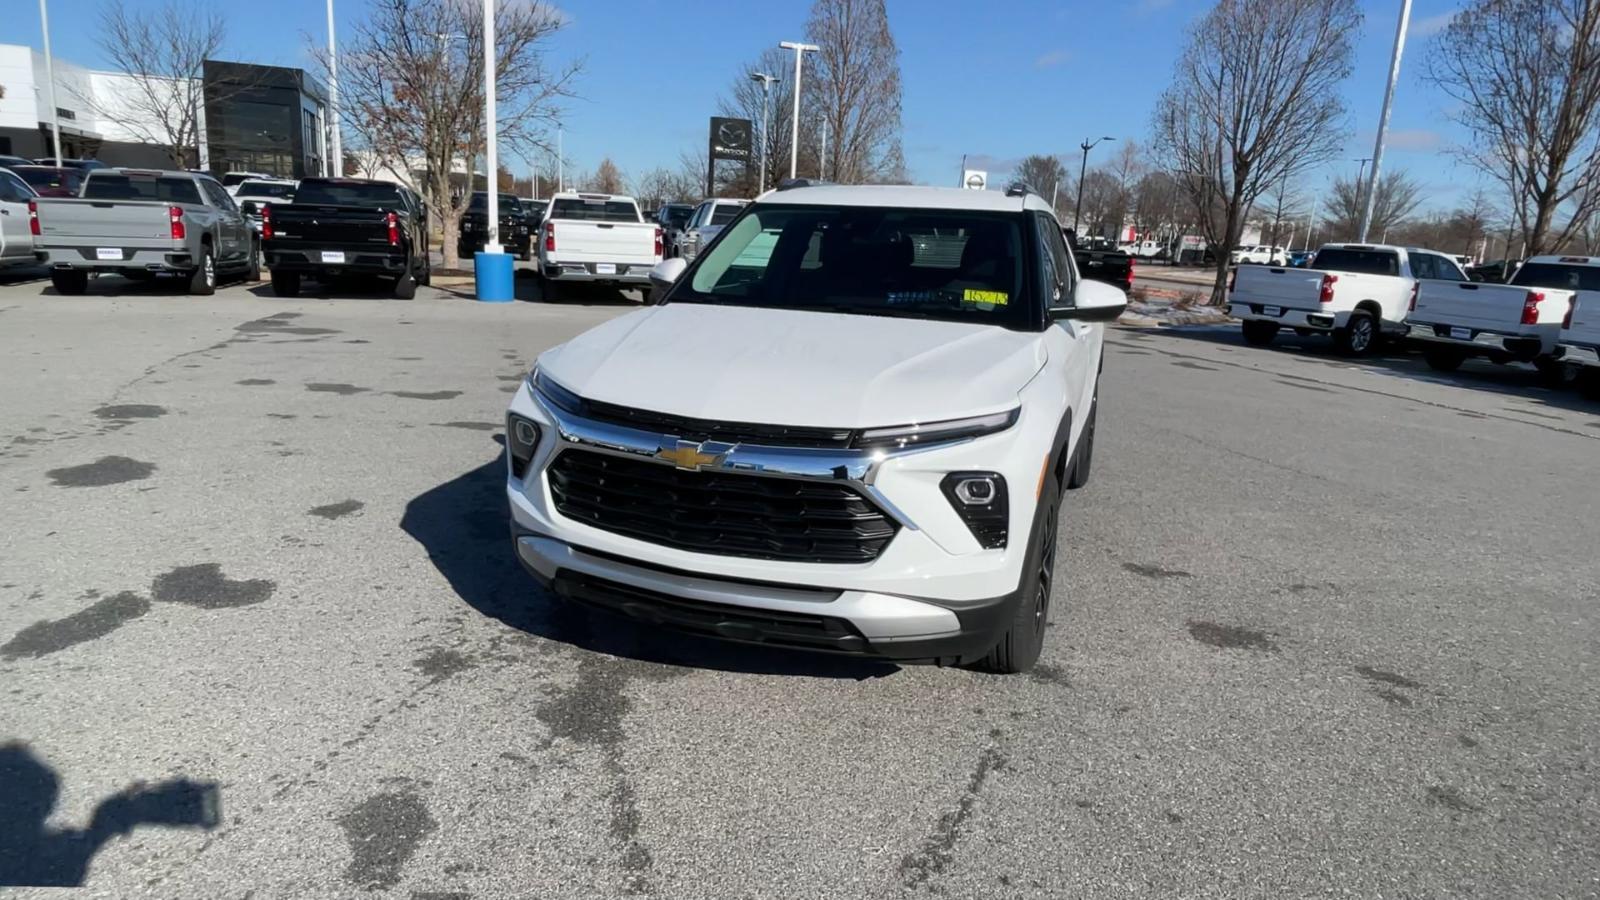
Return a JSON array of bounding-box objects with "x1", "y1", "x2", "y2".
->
[
  {"x1": 751, "y1": 72, "x2": 778, "y2": 193},
  {"x1": 820, "y1": 118, "x2": 827, "y2": 180},
  {"x1": 1351, "y1": 157, "x2": 1372, "y2": 238},
  {"x1": 38, "y1": 0, "x2": 63, "y2": 166},
  {"x1": 482, "y1": 0, "x2": 501, "y2": 254},
  {"x1": 1073, "y1": 136, "x2": 1114, "y2": 235},
  {"x1": 325, "y1": 0, "x2": 341, "y2": 177},
  {"x1": 557, "y1": 126, "x2": 563, "y2": 193},
  {"x1": 1359, "y1": 0, "x2": 1412, "y2": 243},
  {"x1": 778, "y1": 41, "x2": 818, "y2": 179}
]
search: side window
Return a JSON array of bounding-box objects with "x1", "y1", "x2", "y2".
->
[
  {"x1": 1436, "y1": 255, "x2": 1468, "y2": 282},
  {"x1": 0, "y1": 173, "x2": 29, "y2": 202},
  {"x1": 1409, "y1": 253, "x2": 1436, "y2": 280},
  {"x1": 201, "y1": 181, "x2": 234, "y2": 212},
  {"x1": 1034, "y1": 213, "x2": 1073, "y2": 305}
]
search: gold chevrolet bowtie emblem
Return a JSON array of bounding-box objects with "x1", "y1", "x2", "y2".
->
[{"x1": 655, "y1": 438, "x2": 725, "y2": 471}]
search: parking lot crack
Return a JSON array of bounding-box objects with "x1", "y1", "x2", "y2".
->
[{"x1": 898, "y1": 744, "x2": 1007, "y2": 890}]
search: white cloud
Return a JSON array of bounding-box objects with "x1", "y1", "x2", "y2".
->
[
  {"x1": 1034, "y1": 50, "x2": 1071, "y2": 69},
  {"x1": 1410, "y1": 10, "x2": 1456, "y2": 37}
]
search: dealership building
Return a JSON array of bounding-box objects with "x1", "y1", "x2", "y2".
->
[{"x1": 0, "y1": 43, "x2": 334, "y2": 179}]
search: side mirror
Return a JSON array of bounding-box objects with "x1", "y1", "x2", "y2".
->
[
  {"x1": 239, "y1": 201, "x2": 258, "y2": 216},
  {"x1": 649, "y1": 257, "x2": 687, "y2": 288},
  {"x1": 1049, "y1": 279, "x2": 1127, "y2": 323}
]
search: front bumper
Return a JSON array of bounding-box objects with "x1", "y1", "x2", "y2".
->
[{"x1": 514, "y1": 534, "x2": 1015, "y2": 663}]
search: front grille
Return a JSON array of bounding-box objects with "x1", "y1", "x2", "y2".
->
[
  {"x1": 551, "y1": 570, "x2": 868, "y2": 652},
  {"x1": 579, "y1": 399, "x2": 853, "y2": 449},
  {"x1": 547, "y1": 450, "x2": 898, "y2": 563}
]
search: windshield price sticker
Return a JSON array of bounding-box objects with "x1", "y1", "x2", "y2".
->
[{"x1": 963, "y1": 288, "x2": 1009, "y2": 308}]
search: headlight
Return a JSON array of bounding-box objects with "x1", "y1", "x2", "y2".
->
[
  {"x1": 941, "y1": 472, "x2": 1009, "y2": 548},
  {"x1": 854, "y1": 408, "x2": 1018, "y2": 449},
  {"x1": 507, "y1": 413, "x2": 541, "y2": 478},
  {"x1": 528, "y1": 368, "x2": 584, "y2": 414}
]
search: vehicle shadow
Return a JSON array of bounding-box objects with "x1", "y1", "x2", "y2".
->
[
  {"x1": 398, "y1": 442, "x2": 900, "y2": 680},
  {"x1": 516, "y1": 277, "x2": 644, "y2": 307},
  {"x1": 0, "y1": 742, "x2": 220, "y2": 887},
  {"x1": 0, "y1": 265, "x2": 48, "y2": 287},
  {"x1": 1123, "y1": 323, "x2": 1600, "y2": 417},
  {"x1": 244, "y1": 275, "x2": 403, "y2": 301}
]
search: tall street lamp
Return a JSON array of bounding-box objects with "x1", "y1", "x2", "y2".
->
[
  {"x1": 751, "y1": 72, "x2": 778, "y2": 194},
  {"x1": 778, "y1": 41, "x2": 818, "y2": 179},
  {"x1": 325, "y1": 0, "x2": 341, "y2": 176},
  {"x1": 38, "y1": 0, "x2": 63, "y2": 166},
  {"x1": 1359, "y1": 0, "x2": 1412, "y2": 243},
  {"x1": 482, "y1": 0, "x2": 501, "y2": 254},
  {"x1": 1073, "y1": 136, "x2": 1115, "y2": 235}
]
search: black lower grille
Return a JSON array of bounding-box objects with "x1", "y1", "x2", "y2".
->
[
  {"x1": 547, "y1": 450, "x2": 899, "y2": 563},
  {"x1": 551, "y1": 570, "x2": 868, "y2": 652}
]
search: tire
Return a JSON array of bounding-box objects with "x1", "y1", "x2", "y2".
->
[
  {"x1": 1533, "y1": 357, "x2": 1572, "y2": 387},
  {"x1": 416, "y1": 259, "x2": 431, "y2": 287},
  {"x1": 188, "y1": 243, "x2": 215, "y2": 295},
  {"x1": 1066, "y1": 396, "x2": 1096, "y2": 490},
  {"x1": 393, "y1": 272, "x2": 417, "y2": 300},
  {"x1": 1577, "y1": 368, "x2": 1600, "y2": 401},
  {"x1": 1242, "y1": 320, "x2": 1279, "y2": 346},
  {"x1": 1424, "y1": 347, "x2": 1466, "y2": 372},
  {"x1": 244, "y1": 239, "x2": 261, "y2": 282},
  {"x1": 520, "y1": 245, "x2": 533, "y2": 263},
  {"x1": 51, "y1": 269, "x2": 88, "y2": 295},
  {"x1": 976, "y1": 475, "x2": 1061, "y2": 674},
  {"x1": 1333, "y1": 311, "x2": 1377, "y2": 356},
  {"x1": 270, "y1": 270, "x2": 300, "y2": 297},
  {"x1": 536, "y1": 275, "x2": 558, "y2": 303}
]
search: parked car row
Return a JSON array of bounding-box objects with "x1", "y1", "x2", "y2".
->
[{"x1": 1228, "y1": 243, "x2": 1600, "y2": 399}]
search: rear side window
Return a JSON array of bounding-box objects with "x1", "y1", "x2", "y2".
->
[
  {"x1": 14, "y1": 168, "x2": 80, "y2": 194},
  {"x1": 550, "y1": 198, "x2": 639, "y2": 222},
  {"x1": 238, "y1": 181, "x2": 295, "y2": 199},
  {"x1": 709, "y1": 204, "x2": 742, "y2": 226},
  {"x1": 1409, "y1": 254, "x2": 1437, "y2": 280},
  {"x1": 1512, "y1": 263, "x2": 1600, "y2": 292},
  {"x1": 82, "y1": 174, "x2": 202, "y2": 205},
  {"x1": 1315, "y1": 248, "x2": 1400, "y2": 276}
]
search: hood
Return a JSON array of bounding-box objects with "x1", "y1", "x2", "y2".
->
[{"x1": 537, "y1": 304, "x2": 1045, "y2": 427}]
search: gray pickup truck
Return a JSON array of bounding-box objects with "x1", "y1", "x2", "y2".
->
[{"x1": 32, "y1": 168, "x2": 257, "y2": 295}]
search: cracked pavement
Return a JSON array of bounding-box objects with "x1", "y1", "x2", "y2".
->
[{"x1": 1, "y1": 274, "x2": 1598, "y2": 898}]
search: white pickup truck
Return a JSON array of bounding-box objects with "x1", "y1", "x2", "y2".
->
[
  {"x1": 536, "y1": 192, "x2": 661, "y2": 297},
  {"x1": 1407, "y1": 255, "x2": 1590, "y2": 380},
  {"x1": 1228, "y1": 243, "x2": 1465, "y2": 355}
]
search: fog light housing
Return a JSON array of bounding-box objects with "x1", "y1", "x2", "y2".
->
[
  {"x1": 507, "y1": 414, "x2": 540, "y2": 479},
  {"x1": 941, "y1": 472, "x2": 1008, "y2": 549}
]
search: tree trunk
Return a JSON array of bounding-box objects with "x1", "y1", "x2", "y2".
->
[{"x1": 435, "y1": 168, "x2": 460, "y2": 270}]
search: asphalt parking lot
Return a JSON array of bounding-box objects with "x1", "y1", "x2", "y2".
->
[{"x1": 2, "y1": 271, "x2": 1598, "y2": 898}]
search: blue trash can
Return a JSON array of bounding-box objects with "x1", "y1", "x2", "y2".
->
[{"x1": 474, "y1": 251, "x2": 515, "y2": 302}]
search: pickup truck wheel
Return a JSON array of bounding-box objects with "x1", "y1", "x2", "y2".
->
[
  {"x1": 270, "y1": 270, "x2": 300, "y2": 297},
  {"x1": 1576, "y1": 368, "x2": 1600, "y2": 401},
  {"x1": 1066, "y1": 395, "x2": 1096, "y2": 490},
  {"x1": 1241, "y1": 320, "x2": 1279, "y2": 346},
  {"x1": 188, "y1": 245, "x2": 216, "y2": 296},
  {"x1": 51, "y1": 270, "x2": 89, "y2": 296},
  {"x1": 976, "y1": 480, "x2": 1060, "y2": 675},
  {"x1": 1533, "y1": 357, "x2": 1572, "y2": 386},
  {"x1": 1423, "y1": 347, "x2": 1466, "y2": 372},
  {"x1": 393, "y1": 273, "x2": 417, "y2": 300},
  {"x1": 1333, "y1": 312, "x2": 1376, "y2": 356},
  {"x1": 416, "y1": 260, "x2": 431, "y2": 287},
  {"x1": 245, "y1": 240, "x2": 261, "y2": 282}
]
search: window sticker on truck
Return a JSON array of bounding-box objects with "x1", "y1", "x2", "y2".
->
[{"x1": 964, "y1": 289, "x2": 1008, "y2": 307}]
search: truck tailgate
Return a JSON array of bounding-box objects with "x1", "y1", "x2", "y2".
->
[
  {"x1": 1230, "y1": 265, "x2": 1324, "y2": 309},
  {"x1": 35, "y1": 199, "x2": 172, "y2": 245},
  {"x1": 547, "y1": 220, "x2": 656, "y2": 264},
  {"x1": 1412, "y1": 281, "x2": 1551, "y2": 332},
  {"x1": 270, "y1": 205, "x2": 394, "y2": 247}
]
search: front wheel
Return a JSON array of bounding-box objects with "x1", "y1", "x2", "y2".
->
[
  {"x1": 976, "y1": 475, "x2": 1061, "y2": 674},
  {"x1": 1333, "y1": 311, "x2": 1377, "y2": 356},
  {"x1": 1533, "y1": 357, "x2": 1572, "y2": 387},
  {"x1": 244, "y1": 240, "x2": 261, "y2": 282},
  {"x1": 416, "y1": 259, "x2": 431, "y2": 287},
  {"x1": 1424, "y1": 347, "x2": 1466, "y2": 372},
  {"x1": 1242, "y1": 320, "x2": 1279, "y2": 346},
  {"x1": 188, "y1": 244, "x2": 215, "y2": 295},
  {"x1": 1067, "y1": 396, "x2": 1096, "y2": 490},
  {"x1": 51, "y1": 269, "x2": 89, "y2": 295},
  {"x1": 1576, "y1": 368, "x2": 1600, "y2": 401}
]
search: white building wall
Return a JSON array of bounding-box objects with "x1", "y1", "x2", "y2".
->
[{"x1": 0, "y1": 44, "x2": 41, "y2": 131}]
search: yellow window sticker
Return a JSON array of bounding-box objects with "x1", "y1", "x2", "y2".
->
[{"x1": 963, "y1": 289, "x2": 1009, "y2": 306}]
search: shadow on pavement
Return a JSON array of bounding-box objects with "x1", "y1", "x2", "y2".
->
[
  {"x1": 1123, "y1": 323, "x2": 1600, "y2": 417},
  {"x1": 516, "y1": 277, "x2": 644, "y2": 307},
  {"x1": 399, "y1": 444, "x2": 899, "y2": 680},
  {"x1": 244, "y1": 274, "x2": 407, "y2": 301},
  {"x1": 0, "y1": 265, "x2": 48, "y2": 287},
  {"x1": 0, "y1": 742, "x2": 220, "y2": 888}
]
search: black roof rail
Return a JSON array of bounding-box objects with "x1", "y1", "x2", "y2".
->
[{"x1": 775, "y1": 177, "x2": 831, "y2": 191}]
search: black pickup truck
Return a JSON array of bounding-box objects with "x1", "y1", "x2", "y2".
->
[
  {"x1": 1065, "y1": 230, "x2": 1135, "y2": 293},
  {"x1": 262, "y1": 178, "x2": 430, "y2": 298},
  {"x1": 457, "y1": 192, "x2": 534, "y2": 261}
]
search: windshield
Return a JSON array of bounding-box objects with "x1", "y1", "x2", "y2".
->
[
  {"x1": 1512, "y1": 262, "x2": 1600, "y2": 292},
  {"x1": 237, "y1": 181, "x2": 295, "y2": 199},
  {"x1": 1313, "y1": 247, "x2": 1399, "y2": 276},
  {"x1": 709, "y1": 204, "x2": 743, "y2": 226},
  {"x1": 292, "y1": 180, "x2": 404, "y2": 208},
  {"x1": 469, "y1": 193, "x2": 525, "y2": 213},
  {"x1": 550, "y1": 197, "x2": 639, "y2": 222},
  {"x1": 82, "y1": 174, "x2": 202, "y2": 204},
  {"x1": 15, "y1": 168, "x2": 82, "y2": 194},
  {"x1": 667, "y1": 204, "x2": 1033, "y2": 329},
  {"x1": 220, "y1": 173, "x2": 258, "y2": 186}
]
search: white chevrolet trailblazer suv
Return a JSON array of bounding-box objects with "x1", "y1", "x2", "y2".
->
[{"x1": 505, "y1": 182, "x2": 1126, "y2": 673}]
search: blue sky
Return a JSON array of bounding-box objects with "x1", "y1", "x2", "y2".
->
[{"x1": 16, "y1": 0, "x2": 1477, "y2": 211}]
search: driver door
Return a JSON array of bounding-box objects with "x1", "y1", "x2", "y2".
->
[{"x1": 1036, "y1": 213, "x2": 1096, "y2": 444}]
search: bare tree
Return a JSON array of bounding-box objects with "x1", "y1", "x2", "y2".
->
[
  {"x1": 82, "y1": 0, "x2": 223, "y2": 168},
  {"x1": 1322, "y1": 170, "x2": 1422, "y2": 241},
  {"x1": 806, "y1": 0, "x2": 905, "y2": 183},
  {"x1": 631, "y1": 167, "x2": 699, "y2": 208},
  {"x1": 1153, "y1": 0, "x2": 1361, "y2": 302},
  {"x1": 718, "y1": 47, "x2": 803, "y2": 194},
  {"x1": 1010, "y1": 155, "x2": 1071, "y2": 212},
  {"x1": 587, "y1": 158, "x2": 626, "y2": 194},
  {"x1": 1425, "y1": 0, "x2": 1600, "y2": 257},
  {"x1": 323, "y1": 0, "x2": 578, "y2": 268},
  {"x1": 1075, "y1": 170, "x2": 1123, "y2": 237}
]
